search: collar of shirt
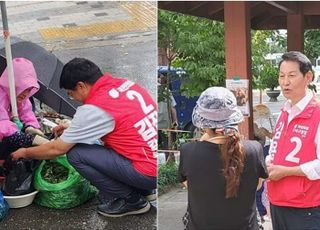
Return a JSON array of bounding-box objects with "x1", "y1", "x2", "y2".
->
[{"x1": 283, "y1": 91, "x2": 313, "y2": 122}]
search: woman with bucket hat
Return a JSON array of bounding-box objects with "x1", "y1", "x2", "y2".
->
[{"x1": 178, "y1": 87, "x2": 268, "y2": 230}]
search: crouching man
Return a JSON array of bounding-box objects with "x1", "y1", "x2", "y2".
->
[{"x1": 12, "y1": 58, "x2": 157, "y2": 217}]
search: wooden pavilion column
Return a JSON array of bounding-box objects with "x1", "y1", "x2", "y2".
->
[
  {"x1": 224, "y1": 1, "x2": 253, "y2": 140},
  {"x1": 287, "y1": 7, "x2": 304, "y2": 52}
]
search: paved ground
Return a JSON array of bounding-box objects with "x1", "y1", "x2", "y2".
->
[
  {"x1": 2, "y1": 1, "x2": 157, "y2": 99},
  {"x1": 158, "y1": 187, "x2": 272, "y2": 230},
  {"x1": 2, "y1": 198, "x2": 157, "y2": 230},
  {"x1": 0, "y1": 1, "x2": 156, "y2": 229},
  {"x1": 158, "y1": 186, "x2": 186, "y2": 230}
]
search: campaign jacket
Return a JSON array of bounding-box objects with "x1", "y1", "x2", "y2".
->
[
  {"x1": 85, "y1": 74, "x2": 157, "y2": 177},
  {"x1": 268, "y1": 97, "x2": 320, "y2": 208}
]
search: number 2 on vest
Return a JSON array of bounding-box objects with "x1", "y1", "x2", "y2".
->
[
  {"x1": 285, "y1": 136, "x2": 302, "y2": 163},
  {"x1": 126, "y1": 90, "x2": 154, "y2": 114}
]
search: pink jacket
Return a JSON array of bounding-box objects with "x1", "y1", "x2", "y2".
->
[{"x1": 0, "y1": 57, "x2": 40, "y2": 141}]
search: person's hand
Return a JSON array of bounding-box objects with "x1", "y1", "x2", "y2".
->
[
  {"x1": 52, "y1": 123, "x2": 69, "y2": 137},
  {"x1": 11, "y1": 148, "x2": 27, "y2": 161},
  {"x1": 267, "y1": 163, "x2": 289, "y2": 181},
  {"x1": 25, "y1": 126, "x2": 45, "y2": 137}
]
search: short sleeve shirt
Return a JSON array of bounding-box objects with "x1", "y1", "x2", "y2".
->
[
  {"x1": 60, "y1": 104, "x2": 115, "y2": 144},
  {"x1": 178, "y1": 140, "x2": 268, "y2": 230}
]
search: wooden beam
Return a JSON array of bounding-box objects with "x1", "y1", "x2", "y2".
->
[
  {"x1": 158, "y1": 2, "x2": 189, "y2": 14},
  {"x1": 250, "y1": 2, "x2": 266, "y2": 18},
  {"x1": 252, "y1": 16, "x2": 287, "y2": 30},
  {"x1": 251, "y1": 12, "x2": 274, "y2": 29},
  {"x1": 302, "y1": 2, "x2": 320, "y2": 15},
  {"x1": 189, "y1": 2, "x2": 208, "y2": 12},
  {"x1": 287, "y1": 12, "x2": 304, "y2": 52},
  {"x1": 224, "y1": 1, "x2": 253, "y2": 140},
  {"x1": 266, "y1": 1, "x2": 298, "y2": 14},
  {"x1": 305, "y1": 16, "x2": 320, "y2": 29},
  {"x1": 208, "y1": 4, "x2": 224, "y2": 16}
]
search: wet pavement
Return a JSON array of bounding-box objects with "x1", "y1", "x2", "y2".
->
[
  {"x1": 2, "y1": 1, "x2": 157, "y2": 100},
  {"x1": 0, "y1": 1, "x2": 156, "y2": 229},
  {"x1": 2, "y1": 199, "x2": 157, "y2": 230}
]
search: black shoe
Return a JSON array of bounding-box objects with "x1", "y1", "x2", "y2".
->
[
  {"x1": 97, "y1": 196, "x2": 151, "y2": 217},
  {"x1": 96, "y1": 193, "x2": 108, "y2": 205},
  {"x1": 139, "y1": 189, "x2": 157, "y2": 201}
]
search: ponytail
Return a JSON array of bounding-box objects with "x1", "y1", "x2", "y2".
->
[{"x1": 220, "y1": 132, "x2": 245, "y2": 198}]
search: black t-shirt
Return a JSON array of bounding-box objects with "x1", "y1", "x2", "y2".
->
[{"x1": 178, "y1": 140, "x2": 268, "y2": 230}]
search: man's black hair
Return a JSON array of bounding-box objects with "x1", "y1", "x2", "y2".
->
[
  {"x1": 279, "y1": 51, "x2": 312, "y2": 75},
  {"x1": 59, "y1": 58, "x2": 103, "y2": 90}
]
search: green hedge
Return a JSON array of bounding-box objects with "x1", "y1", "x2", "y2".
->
[{"x1": 158, "y1": 163, "x2": 179, "y2": 195}]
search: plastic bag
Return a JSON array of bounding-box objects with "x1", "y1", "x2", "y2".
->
[
  {"x1": 2, "y1": 159, "x2": 40, "y2": 196},
  {"x1": 34, "y1": 155, "x2": 97, "y2": 209},
  {"x1": 0, "y1": 191, "x2": 9, "y2": 221}
]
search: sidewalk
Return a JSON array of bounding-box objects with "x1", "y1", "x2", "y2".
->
[
  {"x1": 158, "y1": 186, "x2": 273, "y2": 230},
  {"x1": 5, "y1": 1, "x2": 156, "y2": 47},
  {"x1": 158, "y1": 187, "x2": 187, "y2": 230}
]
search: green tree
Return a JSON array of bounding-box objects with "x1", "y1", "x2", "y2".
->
[
  {"x1": 304, "y1": 29, "x2": 320, "y2": 61},
  {"x1": 251, "y1": 30, "x2": 286, "y2": 90},
  {"x1": 252, "y1": 31, "x2": 272, "y2": 90},
  {"x1": 159, "y1": 10, "x2": 292, "y2": 98},
  {"x1": 158, "y1": 10, "x2": 225, "y2": 97},
  {"x1": 251, "y1": 30, "x2": 286, "y2": 103},
  {"x1": 158, "y1": 10, "x2": 178, "y2": 69}
]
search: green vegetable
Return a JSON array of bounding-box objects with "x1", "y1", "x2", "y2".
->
[
  {"x1": 34, "y1": 155, "x2": 97, "y2": 209},
  {"x1": 41, "y1": 161, "x2": 68, "y2": 184}
]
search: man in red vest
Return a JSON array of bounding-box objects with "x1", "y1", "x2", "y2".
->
[
  {"x1": 12, "y1": 58, "x2": 157, "y2": 217},
  {"x1": 267, "y1": 51, "x2": 320, "y2": 229}
]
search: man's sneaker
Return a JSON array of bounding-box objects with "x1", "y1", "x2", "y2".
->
[
  {"x1": 97, "y1": 196, "x2": 151, "y2": 217},
  {"x1": 96, "y1": 193, "x2": 108, "y2": 205},
  {"x1": 138, "y1": 189, "x2": 157, "y2": 202}
]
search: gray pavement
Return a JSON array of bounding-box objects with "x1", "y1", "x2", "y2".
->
[
  {"x1": 2, "y1": 199, "x2": 157, "y2": 230},
  {"x1": 0, "y1": 1, "x2": 156, "y2": 229},
  {"x1": 158, "y1": 187, "x2": 272, "y2": 230},
  {"x1": 2, "y1": 1, "x2": 157, "y2": 99},
  {"x1": 158, "y1": 187, "x2": 187, "y2": 230}
]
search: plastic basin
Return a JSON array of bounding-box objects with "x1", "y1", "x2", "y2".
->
[{"x1": 4, "y1": 190, "x2": 38, "y2": 208}]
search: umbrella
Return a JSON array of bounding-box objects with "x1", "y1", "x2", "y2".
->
[{"x1": 0, "y1": 37, "x2": 80, "y2": 117}]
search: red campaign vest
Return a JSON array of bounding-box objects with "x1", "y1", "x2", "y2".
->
[
  {"x1": 268, "y1": 97, "x2": 320, "y2": 208},
  {"x1": 85, "y1": 74, "x2": 157, "y2": 177}
]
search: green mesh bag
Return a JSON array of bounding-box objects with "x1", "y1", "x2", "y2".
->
[{"x1": 34, "y1": 155, "x2": 97, "y2": 209}]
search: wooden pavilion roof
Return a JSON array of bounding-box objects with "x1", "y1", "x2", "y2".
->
[{"x1": 158, "y1": 1, "x2": 320, "y2": 30}]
